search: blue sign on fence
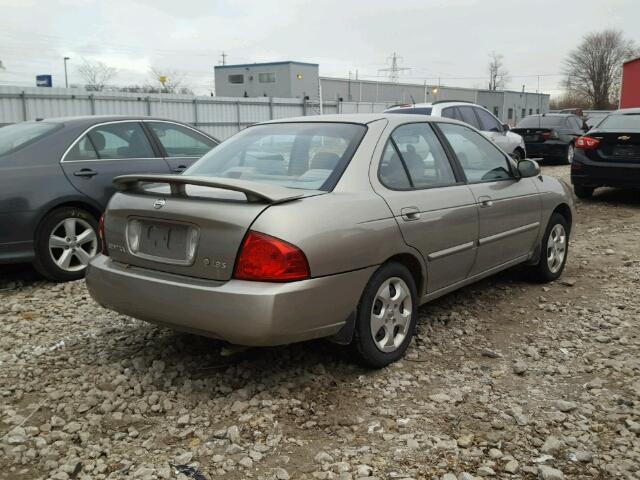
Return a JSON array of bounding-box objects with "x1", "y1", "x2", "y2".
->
[{"x1": 36, "y1": 75, "x2": 52, "y2": 87}]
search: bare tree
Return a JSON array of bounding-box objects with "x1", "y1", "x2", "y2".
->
[
  {"x1": 77, "y1": 60, "x2": 117, "y2": 91},
  {"x1": 488, "y1": 51, "x2": 509, "y2": 90},
  {"x1": 149, "y1": 67, "x2": 190, "y2": 93},
  {"x1": 563, "y1": 29, "x2": 637, "y2": 109}
]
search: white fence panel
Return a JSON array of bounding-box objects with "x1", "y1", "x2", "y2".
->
[{"x1": 0, "y1": 86, "x2": 393, "y2": 138}]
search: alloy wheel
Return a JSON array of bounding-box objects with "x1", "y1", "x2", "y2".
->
[
  {"x1": 370, "y1": 277, "x2": 413, "y2": 353},
  {"x1": 567, "y1": 144, "x2": 575, "y2": 164},
  {"x1": 48, "y1": 218, "x2": 98, "y2": 272},
  {"x1": 546, "y1": 224, "x2": 567, "y2": 274}
]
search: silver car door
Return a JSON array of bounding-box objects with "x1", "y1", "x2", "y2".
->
[
  {"x1": 371, "y1": 122, "x2": 478, "y2": 293},
  {"x1": 437, "y1": 122, "x2": 541, "y2": 275}
]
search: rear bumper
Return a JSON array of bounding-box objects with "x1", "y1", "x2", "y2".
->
[
  {"x1": 524, "y1": 141, "x2": 567, "y2": 159},
  {"x1": 571, "y1": 154, "x2": 640, "y2": 188},
  {"x1": 86, "y1": 255, "x2": 376, "y2": 346}
]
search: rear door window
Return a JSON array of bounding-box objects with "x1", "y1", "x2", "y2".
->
[
  {"x1": 86, "y1": 122, "x2": 155, "y2": 159},
  {"x1": 66, "y1": 135, "x2": 99, "y2": 161},
  {"x1": 458, "y1": 106, "x2": 481, "y2": 129},
  {"x1": 380, "y1": 123, "x2": 457, "y2": 190},
  {"x1": 441, "y1": 107, "x2": 463, "y2": 121},
  {"x1": 475, "y1": 108, "x2": 502, "y2": 132},
  {"x1": 147, "y1": 122, "x2": 217, "y2": 157}
]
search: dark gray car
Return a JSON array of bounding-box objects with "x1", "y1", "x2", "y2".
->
[{"x1": 0, "y1": 116, "x2": 218, "y2": 281}]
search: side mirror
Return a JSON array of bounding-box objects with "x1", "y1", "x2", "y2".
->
[
  {"x1": 502, "y1": 123, "x2": 510, "y2": 132},
  {"x1": 517, "y1": 159, "x2": 540, "y2": 178}
]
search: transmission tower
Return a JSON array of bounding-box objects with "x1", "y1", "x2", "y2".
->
[
  {"x1": 378, "y1": 52, "x2": 410, "y2": 83},
  {"x1": 219, "y1": 52, "x2": 228, "y2": 66}
]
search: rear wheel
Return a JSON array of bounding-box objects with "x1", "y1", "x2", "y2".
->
[
  {"x1": 351, "y1": 263, "x2": 417, "y2": 368},
  {"x1": 528, "y1": 213, "x2": 569, "y2": 283},
  {"x1": 511, "y1": 148, "x2": 524, "y2": 161},
  {"x1": 562, "y1": 143, "x2": 575, "y2": 165},
  {"x1": 33, "y1": 207, "x2": 99, "y2": 282},
  {"x1": 574, "y1": 185, "x2": 594, "y2": 199}
]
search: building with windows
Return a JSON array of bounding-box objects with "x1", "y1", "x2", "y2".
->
[
  {"x1": 214, "y1": 61, "x2": 319, "y2": 99},
  {"x1": 214, "y1": 61, "x2": 549, "y2": 125}
]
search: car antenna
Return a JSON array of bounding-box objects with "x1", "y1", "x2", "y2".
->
[{"x1": 409, "y1": 95, "x2": 416, "y2": 105}]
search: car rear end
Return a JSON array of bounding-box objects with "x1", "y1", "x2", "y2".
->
[
  {"x1": 512, "y1": 116, "x2": 568, "y2": 160},
  {"x1": 571, "y1": 112, "x2": 640, "y2": 190},
  {"x1": 86, "y1": 121, "x2": 373, "y2": 346}
]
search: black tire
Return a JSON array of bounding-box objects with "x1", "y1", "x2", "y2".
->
[
  {"x1": 33, "y1": 207, "x2": 99, "y2": 282},
  {"x1": 351, "y1": 262, "x2": 418, "y2": 368},
  {"x1": 561, "y1": 143, "x2": 575, "y2": 165},
  {"x1": 574, "y1": 185, "x2": 594, "y2": 199},
  {"x1": 511, "y1": 148, "x2": 524, "y2": 162},
  {"x1": 528, "y1": 213, "x2": 569, "y2": 283}
]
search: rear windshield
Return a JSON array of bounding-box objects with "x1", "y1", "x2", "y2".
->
[
  {"x1": 185, "y1": 122, "x2": 366, "y2": 191},
  {"x1": 387, "y1": 107, "x2": 433, "y2": 116},
  {"x1": 597, "y1": 114, "x2": 640, "y2": 130},
  {"x1": 516, "y1": 116, "x2": 566, "y2": 128},
  {"x1": 0, "y1": 122, "x2": 60, "y2": 157}
]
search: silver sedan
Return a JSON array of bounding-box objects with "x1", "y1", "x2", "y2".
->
[{"x1": 86, "y1": 114, "x2": 574, "y2": 368}]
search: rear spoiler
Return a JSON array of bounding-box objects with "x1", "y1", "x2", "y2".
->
[{"x1": 113, "y1": 174, "x2": 305, "y2": 204}]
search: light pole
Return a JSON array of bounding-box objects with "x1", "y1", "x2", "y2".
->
[{"x1": 63, "y1": 57, "x2": 70, "y2": 88}]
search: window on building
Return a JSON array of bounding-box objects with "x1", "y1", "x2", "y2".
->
[
  {"x1": 536, "y1": 109, "x2": 540, "y2": 114},
  {"x1": 529, "y1": 108, "x2": 533, "y2": 115},
  {"x1": 493, "y1": 106, "x2": 499, "y2": 117},
  {"x1": 228, "y1": 74, "x2": 244, "y2": 84},
  {"x1": 507, "y1": 108, "x2": 514, "y2": 120},
  {"x1": 258, "y1": 72, "x2": 276, "y2": 83},
  {"x1": 521, "y1": 108, "x2": 526, "y2": 119}
]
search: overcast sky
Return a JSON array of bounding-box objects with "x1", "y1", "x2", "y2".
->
[{"x1": 1, "y1": 0, "x2": 639, "y2": 96}]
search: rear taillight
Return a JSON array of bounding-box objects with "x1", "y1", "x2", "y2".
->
[
  {"x1": 98, "y1": 213, "x2": 108, "y2": 256},
  {"x1": 575, "y1": 136, "x2": 600, "y2": 150},
  {"x1": 234, "y1": 231, "x2": 310, "y2": 282}
]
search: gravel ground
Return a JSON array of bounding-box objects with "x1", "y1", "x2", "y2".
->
[{"x1": 1, "y1": 165, "x2": 639, "y2": 480}]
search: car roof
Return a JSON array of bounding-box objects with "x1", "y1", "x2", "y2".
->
[
  {"x1": 260, "y1": 113, "x2": 468, "y2": 127},
  {"x1": 36, "y1": 115, "x2": 191, "y2": 127},
  {"x1": 386, "y1": 101, "x2": 483, "y2": 110},
  {"x1": 613, "y1": 108, "x2": 640, "y2": 114}
]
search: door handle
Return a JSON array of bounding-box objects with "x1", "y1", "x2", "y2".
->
[
  {"x1": 400, "y1": 207, "x2": 421, "y2": 221},
  {"x1": 73, "y1": 169, "x2": 98, "y2": 178},
  {"x1": 172, "y1": 165, "x2": 187, "y2": 173},
  {"x1": 477, "y1": 195, "x2": 493, "y2": 207}
]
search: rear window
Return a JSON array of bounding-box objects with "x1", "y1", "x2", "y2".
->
[
  {"x1": 0, "y1": 122, "x2": 60, "y2": 157},
  {"x1": 516, "y1": 116, "x2": 565, "y2": 128},
  {"x1": 387, "y1": 107, "x2": 433, "y2": 116},
  {"x1": 597, "y1": 114, "x2": 640, "y2": 130},
  {"x1": 185, "y1": 123, "x2": 366, "y2": 191}
]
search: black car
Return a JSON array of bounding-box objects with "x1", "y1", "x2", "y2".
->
[
  {"x1": 571, "y1": 108, "x2": 640, "y2": 198},
  {"x1": 512, "y1": 114, "x2": 588, "y2": 164},
  {"x1": 0, "y1": 116, "x2": 219, "y2": 281}
]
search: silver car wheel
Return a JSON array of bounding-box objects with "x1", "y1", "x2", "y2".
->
[
  {"x1": 370, "y1": 277, "x2": 412, "y2": 353},
  {"x1": 567, "y1": 144, "x2": 575, "y2": 163},
  {"x1": 48, "y1": 218, "x2": 98, "y2": 272},
  {"x1": 546, "y1": 224, "x2": 567, "y2": 274}
]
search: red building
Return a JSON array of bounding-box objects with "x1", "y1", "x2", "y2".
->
[{"x1": 620, "y1": 57, "x2": 640, "y2": 108}]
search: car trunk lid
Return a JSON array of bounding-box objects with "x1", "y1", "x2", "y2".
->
[
  {"x1": 588, "y1": 131, "x2": 640, "y2": 163},
  {"x1": 103, "y1": 174, "x2": 321, "y2": 281},
  {"x1": 511, "y1": 127, "x2": 555, "y2": 143}
]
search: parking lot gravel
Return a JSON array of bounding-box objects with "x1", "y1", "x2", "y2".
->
[{"x1": 1, "y1": 165, "x2": 639, "y2": 480}]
